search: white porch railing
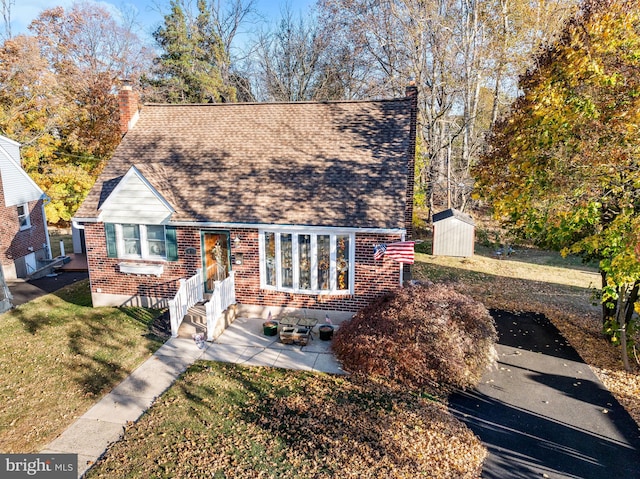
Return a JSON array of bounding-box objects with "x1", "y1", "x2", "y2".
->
[
  {"x1": 168, "y1": 269, "x2": 204, "y2": 337},
  {"x1": 205, "y1": 271, "x2": 236, "y2": 341}
]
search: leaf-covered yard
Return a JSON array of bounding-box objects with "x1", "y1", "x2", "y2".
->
[
  {"x1": 85, "y1": 363, "x2": 485, "y2": 478},
  {"x1": 0, "y1": 280, "x2": 166, "y2": 453}
]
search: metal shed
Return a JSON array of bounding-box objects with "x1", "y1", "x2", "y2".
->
[{"x1": 432, "y1": 208, "x2": 475, "y2": 257}]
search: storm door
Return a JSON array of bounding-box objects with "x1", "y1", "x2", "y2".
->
[{"x1": 202, "y1": 232, "x2": 231, "y2": 293}]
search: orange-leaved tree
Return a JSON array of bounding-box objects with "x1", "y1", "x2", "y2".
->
[{"x1": 0, "y1": 4, "x2": 151, "y2": 225}]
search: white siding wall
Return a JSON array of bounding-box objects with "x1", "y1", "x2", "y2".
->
[
  {"x1": 0, "y1": 146, "x2": 43, "y2": 207},
  {"x1": 432, "y1": 218, "x2": 475, "y2": 257},
  {"x1": 99, "y1": 174, "x2": 172, "y2": 224},
  {"x1": 0, "y1": 136, "x2": 21, "y2": 163}
]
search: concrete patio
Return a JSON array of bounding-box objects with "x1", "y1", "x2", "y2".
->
[{"x1": 202, "y1": 316, "x2": 345, "y2": 375}]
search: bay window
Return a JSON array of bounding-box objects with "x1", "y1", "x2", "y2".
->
[{"x1": 259, "y1": 230, "x2": 354, "y2": 294}]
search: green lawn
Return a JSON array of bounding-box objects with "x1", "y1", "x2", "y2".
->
[
  {"x1": 5, "y1": 238, "x2": 611, "y2": 475},
  {"x1": 85, "y1": 241, "x2": 604, "y2": 478},
  {"x1": 49, "y1": 232, "x2": 73, "y2": 257},
  {"x1": 0, "y1": 280, "x2": 167, "y2": 453}
]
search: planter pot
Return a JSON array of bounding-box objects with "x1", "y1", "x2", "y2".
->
[
  {"x1": 318, "y1": 325, "x2": 334, "y2": 341},
  {"x1": 263, "y1": 321, "x2": 278, "y2": 336}
]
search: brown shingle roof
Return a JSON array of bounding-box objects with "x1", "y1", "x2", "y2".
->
[{"x1": 76, "y1": 98, "x2": 414, "y2": 229}]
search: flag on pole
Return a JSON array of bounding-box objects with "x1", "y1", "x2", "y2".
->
[
  {"x1": 384, "y1": 241, "x2": 415, "y2": 264},
  {"x1": 373, "y1": 244, "x2": 387, "y2": 260}
]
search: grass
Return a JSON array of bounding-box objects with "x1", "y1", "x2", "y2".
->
[
  {"x1": 49, "y1": 232, "x2": 73, "y2": 258},
  {"x1": 0, "y1": 280, "x2": 167, "y2": 453},
  {"x1": 10, "y1": 233, "x2": 636, "y2": 475},
  {"x1": 85, "y1": 364, "x2": 485, "y2": 479},
  {"x1": 414, "y1": 241, "x2": 640, "y2": 427},
  {"x1": 415, "y1": 241, "x2": 600, "y2": 290}
]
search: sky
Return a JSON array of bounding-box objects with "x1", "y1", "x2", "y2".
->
[{"x1": 10, "y1": 0, "x2": 315, "y2": 42}]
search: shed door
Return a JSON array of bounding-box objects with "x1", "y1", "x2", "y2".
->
[{"x1": 202, "y1": 232, "x2": 230, "y2": 293}]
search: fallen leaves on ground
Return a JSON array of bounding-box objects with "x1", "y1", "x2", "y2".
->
[
  {"x1": 86, "y1": 364, "x2": 485, "y2": 479},
  {"x1": 0, "y1": 281, "x2": 166, "y2": 453}
]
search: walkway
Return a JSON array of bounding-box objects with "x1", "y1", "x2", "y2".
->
[
  {"x1": 42, "y1": 317, "x2": 344, "y2": 478},
  {"x1": 449, "y1": 310, "x2": 640, "y2": 478}
]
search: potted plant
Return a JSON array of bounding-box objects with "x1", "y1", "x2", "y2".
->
[
  {"x1": 318, "y1": 324, "x2": 334, "y2": 341},
  {"x1": 263, "y1": 320, "x2": 278, "y2": 336}
]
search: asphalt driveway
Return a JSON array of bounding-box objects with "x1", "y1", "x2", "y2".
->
[
  {"x1": 449, "y1": 310, "x2": 640, "y2": 478},
  {"x1": 7, "y1": 271, "x2": 88, "y2": 307}
]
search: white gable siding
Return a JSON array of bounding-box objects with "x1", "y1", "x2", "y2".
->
[
  {"x1": 0, "y1": 135, "x2": 21, "y2": 163},
  {"x1": 99, "y1": 171, "x2": 173, "y2": 224},
  {"x1": 0, "y1": 145, "x2": 43, "y2": 207}
]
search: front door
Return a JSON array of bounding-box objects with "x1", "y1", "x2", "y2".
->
[{"x1": 202, "y1": 232, "x2": 230, "y2": 293}]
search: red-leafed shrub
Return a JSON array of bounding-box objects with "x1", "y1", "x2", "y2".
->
[{"x1": 333, "y1": 283, "x2": 497, "y2": 391}]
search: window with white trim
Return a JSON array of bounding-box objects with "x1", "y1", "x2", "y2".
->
[
  {"x1": 260, "y1": 230, "x2": 354, "y2": 294},
  {"x1": 17, "y1": 204, "x2": 30, "y2": 230},
  {"x1": 105, "y1": 223, "x2": 178, "y2": 261}
]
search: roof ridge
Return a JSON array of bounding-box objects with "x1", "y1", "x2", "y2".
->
[{"x1": 141, "y1": 97, "x2": 412, "y2": 107}]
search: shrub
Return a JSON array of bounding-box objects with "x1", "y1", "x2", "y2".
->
[{"x1": 333, "y1": 283, "x2": 497, "y2": 391}]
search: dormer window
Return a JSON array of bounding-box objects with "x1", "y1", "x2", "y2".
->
[{"x1": 17, "y1": 204, "x2": 30, "y2": 230}]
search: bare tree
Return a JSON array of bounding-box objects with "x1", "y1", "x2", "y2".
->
[
  {"x1": 0, "y1": 0, "x2": 13, "y2": 41},
  {"x1": 319, "y1": 0, "x2": 576, "y2": 217},
  {"x1": 252, "y1": 6, "x2": 336, "y2": 101}
]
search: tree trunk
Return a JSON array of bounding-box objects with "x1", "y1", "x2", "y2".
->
[
  {"x1": 616, "y1": 285, "x2": 631, "y2": 372},
  {"x1": 601, "y1": 270, "x2": 617, "y2": 330}
]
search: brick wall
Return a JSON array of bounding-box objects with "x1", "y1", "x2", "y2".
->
[
  {"x1": 0, "y1": 177, "x2": 48, "y2": 277},
  {"x1": 85, "y1": 223, "x2": 201, "y2": 301},
  {"x1": 118, "y1": 85, "x2": 138, "y2": 135},
  {"x1": 405, "y1": 85, "x2": 418, "y2": 241},
  {"x1": 87, "y1": 224, "x2": 403, "y2": 312},
  {"x1": 231, "y1": 229, "x2": 403, "y2": 313}
]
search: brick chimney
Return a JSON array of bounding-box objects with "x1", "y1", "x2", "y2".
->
[
  {"x1": 405, "y1": 80, "x2": 418, "y2": 100},
  {"x1": 118, "y1": 84, "x2": 139, "y2": 135},
  {"x1": 404, "y1": 81, "x2": 418, "y2": 241}
]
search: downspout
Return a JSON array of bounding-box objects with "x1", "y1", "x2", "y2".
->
[
  {"x1": 41, "y1": 194, "x2": 52, "y2": 260},
  {"x1": 400, "y1": 232, "x2": 406, "y2": 286},
  {"x1": 72, "y1": 220, "x2": 85, "y2": 230}
]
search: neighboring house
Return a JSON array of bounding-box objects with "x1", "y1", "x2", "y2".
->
[
  {"x1": 0, "y1": 135, "x2": 51, "y2": 280},
  {"x1": 73, "y1": 86, "x2": 417, "y2": 335}
]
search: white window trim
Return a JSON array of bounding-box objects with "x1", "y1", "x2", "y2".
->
[
  {"x1": 115, "y1": 224, "x2": 167, "y2": 261},
  {"x1": 17, "y1": 203, "x2": 31, "y2": 230},
  {"x1": 118, "y1": 262, "x2": 164, "y2": 276},
  {"x1": 259, "y1": 229, "x2": 355, "y2": 295}
]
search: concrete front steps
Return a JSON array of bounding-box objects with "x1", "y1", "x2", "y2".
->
[{"x1": 177, "y1": 302, "x2": 207, "y2": 338}]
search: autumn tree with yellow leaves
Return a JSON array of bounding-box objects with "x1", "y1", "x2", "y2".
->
[{"x1": 474, "y1": 0, "x2": 640, "y2": 370}]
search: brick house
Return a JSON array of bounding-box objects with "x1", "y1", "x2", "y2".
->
[
  {"x1": 73, "y1": 86, "x2": 417, "y2": 335},
  {"x1": 0, "y1": 135, "x2": 51, "y2": 280}
]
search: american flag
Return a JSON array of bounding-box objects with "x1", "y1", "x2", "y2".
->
[
  {"x1": 384, "y1": 241, "x2": 415, "y2": 264},
  {"x1": 373, "y1": 244, "x2": 387, "y2": 260}
]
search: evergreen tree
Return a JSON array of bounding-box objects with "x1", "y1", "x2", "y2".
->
[{"x1": 148, "y1": 0, "x2": 236, "y2": 103}]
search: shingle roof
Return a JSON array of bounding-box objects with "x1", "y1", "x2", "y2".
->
[
  {"x1": 76, "y1": 98, "x2": 414, "y2": 229},
  {"x1": 432, "y1": 208, "x2": 475, "y2": 226}
]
